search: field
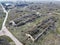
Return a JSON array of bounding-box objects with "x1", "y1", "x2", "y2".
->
[
  {"x1": 0, "y1": 5, "x2": 5, "y2": 30},
  {"x1": 0, "y1": 36, "x2": 15, "y2": 45}
]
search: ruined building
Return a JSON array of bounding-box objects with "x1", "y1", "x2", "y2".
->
[
  {"x1": 25, "y1": 16, "x2": 57, "y2": 41},
  {"x1": 9, "y1": 14, "x2": 40, "y2": 27}
]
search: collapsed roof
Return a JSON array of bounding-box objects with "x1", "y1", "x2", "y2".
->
[{"x1": 26, "y1": 16, "x2": 57, "y2": 41}]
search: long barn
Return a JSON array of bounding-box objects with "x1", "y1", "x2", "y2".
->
[
  {"x1": 25, "y1": 16, "x2": 57, "y2": 41},
  {"x1": 9, "y1": 14, "x2": 40, "y2": 27}
]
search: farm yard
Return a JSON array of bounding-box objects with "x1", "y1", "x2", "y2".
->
[
  {"x1": 0, "y1": 1, "x2": 60, "y2": 45},
  {"x1": 5, "y1": 2, "x2": 60, "y2": 45}
]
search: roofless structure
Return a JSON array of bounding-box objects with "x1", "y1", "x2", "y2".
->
[{"x1": 26, "y1": 16, "x2": 57, "y2": 41}]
